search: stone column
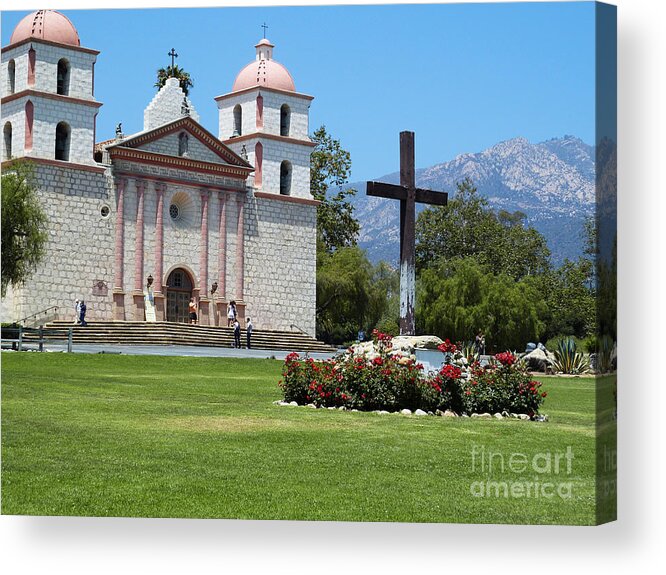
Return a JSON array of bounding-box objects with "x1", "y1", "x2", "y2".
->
[
  {"x1": 198, "y1": 189, "x2": 210, "y2": 325},
  {"x1": 235, "y1": 193, "x2": 245, "y2": 310},
  {"x1": 215, "y1": 191, "x2": 228, "y2": 325},
  {"x1": 153, "y1": 182, "x2": 166, "y2": 321},
  {"x1": 112, "y1": 178, "x2": 126, "y2": 320},
  {"x1": 132, "y1": 179, "x2": 146, "y2": 320}
]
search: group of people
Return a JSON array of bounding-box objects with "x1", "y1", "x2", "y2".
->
[
  {"x1": 73, "y1": 299, "x2": 87, "y2": 326},
  {"x1": 227, "y1": 301, "x2": 253, "y2": 349},
  {"x1": 187, "y1": 297, "x2": 253, "y2": 349}
]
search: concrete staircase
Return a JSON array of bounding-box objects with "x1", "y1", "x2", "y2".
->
[{"x1": 38, "y1": 321, "x2": 337, "y2": 353}]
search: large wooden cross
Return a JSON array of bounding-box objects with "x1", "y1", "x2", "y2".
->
[{"x1": 366, "y1": 131, "x2": 448, "y2": 336}]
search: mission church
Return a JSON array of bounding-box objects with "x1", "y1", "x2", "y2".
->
[{"x1": 1, "y1": 9, "x2": 318, "y2": 334}]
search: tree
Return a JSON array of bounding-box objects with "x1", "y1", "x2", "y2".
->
[
  {"x1": 310, "y1": 126, "x2": 359, "y2": 252},
  {"x1": 540, "y1": 258, "x2": 596, "y2": 340},
  {"x1": 316, "y1": 244, "x2": 399, "y2": 344},
  {"x1": 417, "y1": 257, "x2": 546, "y2": 351},
  {"x1": 316, "y1": 245, "x2": 372, "y2": 343},
  {"x1": 416, "y1": 178, "x2": 551, "y2": 279},
  {"x1": 154, "y1": 65, "x2": 193, "y2": 96},
  {"x1": 1, "y1": 161, "x2": 48, "y2": 298}
]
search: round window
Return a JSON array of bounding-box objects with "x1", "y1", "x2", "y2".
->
[
  {"x1": 100, "y1": 205, "x2": 110, "y2": 218},
  {"x1": 169, "y1": 204, "x2": 180, "y2": 220}
]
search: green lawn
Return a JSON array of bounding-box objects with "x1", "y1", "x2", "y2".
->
[{"x1": 1, "y1": 352, "x2": 612, "y2": 524}]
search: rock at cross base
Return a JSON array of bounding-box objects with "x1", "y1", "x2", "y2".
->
[
  {"x1": 521, "y1": 347, "x2": 555, "y2": 372},
  {"x1": 391, "y1": 335, "x2": 444, "y2": 353}
]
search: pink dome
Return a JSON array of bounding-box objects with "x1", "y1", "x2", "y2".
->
[
  {"x1": 10, "y1": 10, "x2": 80, "y2": 47},
  {"x1": 232, "y1": 38, "x2": 296, "y2": 92}
]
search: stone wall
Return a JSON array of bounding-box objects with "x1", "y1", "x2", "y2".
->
[
  {"x1": 244, "y1": 194, "x2": 317, "y2": 335},
  {"x1": 1, "y1": 40, "x2": 97, "y2": 100},
  {"x1": 1, "y1": 100, "x2": 24, "y2": 161},
  {"x1": 217, "y1": 88, "x2": 310, "y2": 141},
  {"x1": 3, "y1": 162, "x2": 115, "y2": 323},
  {"x1": 1, "y1": 162, "x2": 316, "y2": 334},
  {"x1": 2, "y1": 39, "x2": 99, "y2": 165},
  {"x1": 143, "y1": 78, "x2": 199, "y2": 131},
  {"x1": 225, "y1": 135, "x2": 311, "y2": 200},
  {"x1": 30, "y1": 93, "x2": 98, "y2": 164}
]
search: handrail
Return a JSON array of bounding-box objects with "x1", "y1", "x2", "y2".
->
[
  {"x1": 17, "y1": 305, "x2": 59, "y2": 326},
  {"x1": 289, "y1": 323, "x2": 311, "y2": 337},
  {"x1": 1, "y1": 325, "x2": 73, "y2": 353}
]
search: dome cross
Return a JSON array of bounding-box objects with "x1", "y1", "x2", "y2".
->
[{"x1": 168, "y1": 48, "x2": 178, "y2": 72}]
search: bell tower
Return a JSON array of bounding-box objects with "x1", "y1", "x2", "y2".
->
[
  {"x1": 1, "y1": 9, "x2": 101, "y2": 164},
  {"x1": 215, "y1": 37, "x2": 315, "y2": 199}
]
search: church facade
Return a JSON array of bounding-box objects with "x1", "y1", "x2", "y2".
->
[{"x1": 1, "y1": 10, "x2": 318, "y2": 334}]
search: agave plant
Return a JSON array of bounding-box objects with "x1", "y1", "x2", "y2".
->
[
  {"x1": 460, "y1": 342, "x2": 480, "y2": 365},
  {"x1": 595, "y1": 334, "x2": 616, "y2": 374},
  {"x1": 553, "y1": 337, "x2": 590, "y2": 374}
]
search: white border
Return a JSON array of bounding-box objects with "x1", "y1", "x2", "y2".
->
[{"x1": 2, "y1": 1, "x2": 665, "y2": 573}]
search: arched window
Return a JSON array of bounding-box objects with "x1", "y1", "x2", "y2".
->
[
  {"x1": 256, "y1": 94, "x2": 264, "y2": 129},
  {"x1": 254, "y1": 142, "x2": 263, "y2": 188},
  {"x1": 178, "y1": 132, "x2": 189, "y2": 156},
  {"x1": 55, "y1": 122, "x2": 71, "y2": 161},
  {"x1": 3, "y1": 122, "x2": 12, "y2": 160},
  {"x1": 25, "y1": 101, "x2": 34, "y2": 152},
  {"x1": 280, "y1": 104, "x2": 291, "y2": 137},
  {"x1": 7, "y1": 59, "x2": 15, "y2": 94},
  {"x1": 233, "y1": 104, "x2": 242, "y2": 137},
  {"x1": 28, "y1": 48, "x2": 36, "y2": 86},
  {"x1": 280, "y1": 160, "x2": 292, "y2": 196},
  {"x1": 57, "y1": 59, "x2": 70, "y2": 96}
]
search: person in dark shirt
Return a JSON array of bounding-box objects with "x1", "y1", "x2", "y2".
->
[
  {"x1": 246, "y1": 317, "x2": 253, "y2": 349},
  {"x1": 233, "y1": 318, "x2": 241, "y2": 349}
]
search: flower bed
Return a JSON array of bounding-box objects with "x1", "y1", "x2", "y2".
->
[{"x1": 279, "y1": 332, "x2": 546, "y2": 417}]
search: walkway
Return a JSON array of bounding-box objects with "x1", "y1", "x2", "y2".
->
[{"x1": 2, "y1": 342, "x2": 338, "y2": 361}]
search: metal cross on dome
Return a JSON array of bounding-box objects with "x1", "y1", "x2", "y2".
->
[
  {"x1": 261, "y1": 23, "x2": 268, "y2": 38},
  {"x1": 366, "y1": 132, "x2": 448, "y2": 336}
]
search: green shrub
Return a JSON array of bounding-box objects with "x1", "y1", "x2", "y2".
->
[{"x1": 279, "y1": 333, "x2": 547, "y2": 415}]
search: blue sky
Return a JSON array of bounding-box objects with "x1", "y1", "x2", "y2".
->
[{"x1": 2, "y1": 2, "x2": 596, "y2": 181}]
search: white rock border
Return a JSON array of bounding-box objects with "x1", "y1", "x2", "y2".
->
[{"x1": 272, "y1": 400, "x2": 547, "y2": 421}]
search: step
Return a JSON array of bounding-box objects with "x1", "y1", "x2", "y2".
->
[{"x1": 32, "y1": 321, "x2": 338, "y2": 353}]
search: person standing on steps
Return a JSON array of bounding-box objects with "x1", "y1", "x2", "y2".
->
[
  {"x1": 227, "y1": 300, "x2": 237, "y2": 327},
  {"x1": 233, "y1": 317, "x2": 241, "y2": 349},
  {"x1": 189, "y1": 297, "x2": 198, "y2": 325},
  {"x1": 74, "y1": 299, "x2": 81, "y2": 324},
  {"x1": 246, "y1": 317, "x2": 253, "y2": 349},
  {"x1": 79, "y1": 300, "x2": 88, "y2": 327}
]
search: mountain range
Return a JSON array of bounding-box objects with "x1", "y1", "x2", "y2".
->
[{"x1": 346, "y1": 135, "x2": 596, "y2": 267}]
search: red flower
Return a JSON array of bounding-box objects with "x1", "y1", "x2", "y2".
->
[
  {"x1": 440, "y1": 364, "x2": 462, "y2": 380},
  {"x1": 541, "y1": 392, "x2": 548, "y2": 398},
  {"x1": 285, "y1": 352, "x2": 300, "y2": 363},
  {"x1": 437, "y1": 339, "x2": 458, "y2": 354},
  {"x1": 372, "y1": 356, "x2": 384, "y2": 366},
  {"x1": 495, "y1": 352, "x2": 516, "y2": 367}
]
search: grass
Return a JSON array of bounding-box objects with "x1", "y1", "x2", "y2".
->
[{"x1": 1, "y1": 352, "x2": 613, "y2": 524}]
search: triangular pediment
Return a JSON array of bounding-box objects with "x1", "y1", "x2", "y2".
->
[{"x1": 106, "y1": 116, "x2": 252, "y2": 169}]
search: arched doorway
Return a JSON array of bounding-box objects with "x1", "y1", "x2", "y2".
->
[{"x1": 166, "y1": 268, "x2": 194, "y2": 323}]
